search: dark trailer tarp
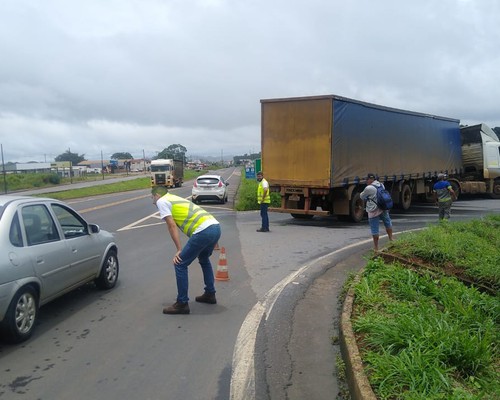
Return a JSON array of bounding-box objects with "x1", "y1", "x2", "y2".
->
[{"x1": 331, "y1": 96, "x2": 462, "y2": 186}]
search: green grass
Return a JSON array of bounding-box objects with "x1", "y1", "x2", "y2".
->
[
  {"x1": 387, "y1": 216, "x2": 500, "y2": 291},
  {"x1": 351, "y1": 216, "x2": 500, "y2": 399},
  {"x1": 37, "y1": 177, "x2": 152, "y2": 200},
  {"x1": 234, "y1": 175, "x2": 280, "y2": 211},
  {"x1": 9, "y1": 170, "x2": 201, "y2": 200}
]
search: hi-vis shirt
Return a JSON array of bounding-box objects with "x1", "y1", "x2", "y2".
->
[
  {"x1": 157, "y1": 193, "x2": 219, "y2": 236},
  {"x1": 433, "y1": 181, "x2": 453, "y2": 202},
  {"x1": 257, "y1": 178, "x2": 271, "y2": 204}
]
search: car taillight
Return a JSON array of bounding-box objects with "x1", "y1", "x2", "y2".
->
[
  {"x1": 194, "y1": 181, "x2": 198, "y2": 188},
  {"x1": 218, "y1": 181, "x2": 223, "y2": 187}
]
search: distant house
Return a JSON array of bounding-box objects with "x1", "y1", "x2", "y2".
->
[
  {"x1": 3, "y1": 162, "x2": 52, "y2": 173},
  {"x1": 77, "y1": 158, "x2": 151, "y2": 173},
  {"x1": 2, "y1": 162, "x2": 86, "y2": 177}
]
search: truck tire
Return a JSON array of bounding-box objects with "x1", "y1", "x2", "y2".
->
[
  {"x1": 450, "y1": 180, "x2": 461, "y2": 200},
  {"x1": 399, "y1": 184, "x2": 412, "y2": 210},
  {"x1": 490, "y1": 179, "x2": 500, "y2": 199},
  {"x1": 349, "y1": 192, "x2": 365, "y2": 223}
]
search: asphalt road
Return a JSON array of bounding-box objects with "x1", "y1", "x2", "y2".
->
[{"x1": 1, "y1": 169, "x2": 498, "y2": 400}]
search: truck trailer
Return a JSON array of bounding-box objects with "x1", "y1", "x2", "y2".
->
[
  {"x1": 150, "y1": 159, "x2": 184, "y2": 188},
  {"x1": 261, "y1": 95, "x2": 499, "y2": 222}
]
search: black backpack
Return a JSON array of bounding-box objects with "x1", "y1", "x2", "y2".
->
[{"x1": 373, "y1": 184, "x2": 393, "y2": 210}]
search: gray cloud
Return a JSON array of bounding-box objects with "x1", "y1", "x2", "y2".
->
[{"x1": 1, "y1": 0, "x2": 499, "y2": 162}]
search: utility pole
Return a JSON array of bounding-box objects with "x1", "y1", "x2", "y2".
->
[
  {"x1": 1, "y1": 144, "x2": 7, "y2": 194},
  {"x1": 101, "y1": 150, "x2": 105, "y2": 180}
]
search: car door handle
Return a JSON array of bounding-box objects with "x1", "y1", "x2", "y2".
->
[
  {"x1": 71, "y1": 247, "x2": 78, "y2": 253},
  {"x1": 36, "y1": 256, "x2": 44, "y2": 264}
]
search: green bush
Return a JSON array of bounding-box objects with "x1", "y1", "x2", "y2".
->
[{"x1": 235, "y1": 176, "x2": 280, "y2": 211}]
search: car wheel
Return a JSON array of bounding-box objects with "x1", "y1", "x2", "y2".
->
[
  {"x1": 95, "y1": 249, "x2": 119, "y2": 290},
  {"x1": 1, "y1": 285, "x2": 38, "y2": 343}
]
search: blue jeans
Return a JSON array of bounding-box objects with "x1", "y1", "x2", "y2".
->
[
  {"x1": 174, "y1": 224, "x2": 221, "y2": 303},
  {"x1": 368, "y1": 211, "x2": 392, "y2": 235},
  {"x1": 260, "y1": 203, "x2": 269, "y2": 230}
]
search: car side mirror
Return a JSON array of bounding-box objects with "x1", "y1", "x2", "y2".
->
[{"x1": 89, "y1": 224, "x2": 100, "y2": 234}]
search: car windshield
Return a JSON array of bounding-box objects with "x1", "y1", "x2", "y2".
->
[{"x1": 197, "y1": 177, "x2": 220, "y2": 185}]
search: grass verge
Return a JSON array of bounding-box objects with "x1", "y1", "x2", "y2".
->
[
  {"x1": 25, "y1": 170, "x2": 201, "y2": 200},
  {"x1": 350, "y1": 215, "x2": 500, "y2": 399}
]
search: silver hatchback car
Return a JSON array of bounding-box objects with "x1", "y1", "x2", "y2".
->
[
  {"x1": 0, "y1": 195, "x2": 119, "y2": 343},
  {"x1": 191, "y1": 174, "x2": 229, "y2": 204}
]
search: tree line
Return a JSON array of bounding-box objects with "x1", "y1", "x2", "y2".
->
[{"x1": 54, "y1": 144, "x2": 188, "y2": 165}]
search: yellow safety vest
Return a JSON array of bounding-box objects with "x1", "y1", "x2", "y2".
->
[
  {"x1": 257, "y1": 178, "x2": 271, "y2": 204},
  {"x1": 163, "y1": 193, "x2": 217, "y2": 236}
]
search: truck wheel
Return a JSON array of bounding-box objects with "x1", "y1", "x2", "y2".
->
[
  {"x1": 450, "y1": 181, "x2": 461, "y2": 200},
  {"x1": 489, "y1": 180, "x2": 500, "y2": 199},
  {"x1": 399, "y1": 184, "x2": 412, "y2": 210},
  {"x1": 349, "y1": 192, "x2": 365, "y2": 223},
  {"x1": 0, "y1": 285, "x2": 38, "y2": 343}
]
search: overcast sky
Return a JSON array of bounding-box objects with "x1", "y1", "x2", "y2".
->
[{"x1": 1, "y1": 0, "x2": 499, "y2": 163}]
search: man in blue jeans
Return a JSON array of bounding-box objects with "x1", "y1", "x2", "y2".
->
[
  {"x1": 360, "y1": 173, "x2": 394, "y2": 252},
  {"x1": 256, "y1": 171, "x2": 270, "y2": 232},
  {"x1": 152, "y1": 186, "x2": 221, "y2": 315}
]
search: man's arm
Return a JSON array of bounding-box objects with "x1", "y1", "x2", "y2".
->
[
  {"x1": 448, "y1": 186, "x2": 456, "y2": 201},
  {"x1": 165, "y1": 215, "x2": 183, "y2": 265}
]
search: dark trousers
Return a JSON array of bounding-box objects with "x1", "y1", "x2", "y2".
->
[{"x1": 260, "y1": 203, "x2": 269, "y2": 230}]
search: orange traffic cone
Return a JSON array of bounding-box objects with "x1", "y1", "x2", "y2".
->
[{"x1": 215, "y1": 247, "x2": 229, "y2": 281}]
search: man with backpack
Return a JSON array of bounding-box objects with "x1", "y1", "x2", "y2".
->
[{"x1": 360, "y1": 173, "x2": 394, "y2": 252}]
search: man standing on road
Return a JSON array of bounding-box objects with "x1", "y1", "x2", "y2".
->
[
  {"x1": 433, "y1": 173, "x2": 456, "y2": 220},
  {"x1": 256, "y1": 171, "x2": 270, "y2": 232},
  {"x1": 360, "y1": 173, "x2": 394, "y2": 252},
  {"x1": 152, "y1": 186, "x2": 221, "y2": 315}
]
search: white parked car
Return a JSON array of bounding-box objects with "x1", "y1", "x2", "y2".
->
[
  {"x1": 192, "y1": 175, "x2": 229, "y2": 204},
  {"x1": 0, "y1": 195, "x2": 119, "y2": 343}
]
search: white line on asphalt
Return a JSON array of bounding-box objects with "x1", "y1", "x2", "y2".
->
[
  {"x1": 230, "y1": 228, "x2": 426, "y2": 400},
  {"x1": 230, "y1": 238, "x2": 370, "y2": 400}
]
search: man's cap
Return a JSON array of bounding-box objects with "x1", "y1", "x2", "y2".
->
[
  {"x1": 257, "y1": 171, "x2": 263, "y2": 175},
  {"x1": 437, "y1": 173, "x2": 447, "y2": 179},
  {"x1": 366, "y1": 173, "x2": 376, "y2": 180}
]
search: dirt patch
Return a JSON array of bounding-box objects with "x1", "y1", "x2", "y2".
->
[{"x1": 375, "y1": 251, "x2": 496, "y2": 295}]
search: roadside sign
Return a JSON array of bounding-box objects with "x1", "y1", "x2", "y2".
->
[
  {"x1": 245, "y1": 165, "x2": 256, "y2": 179},
  {"x1": 254, "y1": 158, "x2": 261, "y2": 173}
]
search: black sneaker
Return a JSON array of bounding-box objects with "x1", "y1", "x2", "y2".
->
[
  {"x1": 163, "y1": 301, "x2": 190, "y2": 314},
  {"x1": 256, "y1": 228, "x2": 269, "y2": 232},
  {"x1": 195, "y1": 292, "x2": 217, "y2": 304}
]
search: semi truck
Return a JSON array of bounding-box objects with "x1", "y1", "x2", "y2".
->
[
  {"x1": 261, "y1": 95, "x2": 500, "y2": 222},
  {"x1": 454, "y1": 123, "x2": 500, "y2": 198},
  {"x1": 150, "y1": 159, "x2": 184, "y2": 188}
]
